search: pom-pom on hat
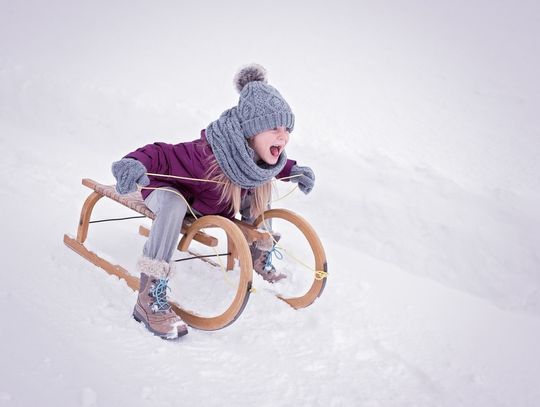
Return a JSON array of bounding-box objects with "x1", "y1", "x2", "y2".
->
[
  {"x1": 233, "y1": 64, "x2": 295, "y2": 138},
  {"x1": 233, "y1": 63, "x2": 268, "y2": 92}
]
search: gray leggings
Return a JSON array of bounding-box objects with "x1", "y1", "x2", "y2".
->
[{"x1": 143, "y1": 189, "x2": 260, "y2": 263}]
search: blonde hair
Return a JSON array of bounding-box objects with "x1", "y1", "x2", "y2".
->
[{"x1": 206, "y1": 158, "x2": 272, "y2": 220}]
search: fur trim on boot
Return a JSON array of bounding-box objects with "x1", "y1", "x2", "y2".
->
[{"x1": 137, "y1": 256, "x2": 171, "y2": 279}]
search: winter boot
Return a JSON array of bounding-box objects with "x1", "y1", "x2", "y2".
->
[
  {"x1": 250, "y1": 232, "x2": 286, "y2": 283},
  {"x1": 133, "y1": 257, "x2": 188, "y2": 339}
]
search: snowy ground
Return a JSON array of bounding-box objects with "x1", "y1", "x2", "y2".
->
[{"x1": 1, "y1": 1, "x2": 540, "y2": 406}]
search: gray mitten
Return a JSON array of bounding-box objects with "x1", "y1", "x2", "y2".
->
[
  {"x1": 111, "y1": 158, "x2": 150, "y2": 194},
  {"x1": 290, "y1": 165, "x2": 315, "y2": 194}
]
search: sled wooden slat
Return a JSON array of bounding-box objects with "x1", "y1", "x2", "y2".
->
[
  {"x1": 82, "y1": 178, "x2": 155, "y2": 218},
  {"x1": 232, "y1": 219, "x2": 271, "y2": 244},
  {"x1": 138, "y1": 225, "x2": 221, "y2": 266},
  {"x1": 63, "y1": 234, "x2": 140, "y2": 291}
]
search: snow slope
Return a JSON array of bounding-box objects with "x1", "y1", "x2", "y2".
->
[{"x1": 1, "y1": 1, "x2": 539, "y2": 406}]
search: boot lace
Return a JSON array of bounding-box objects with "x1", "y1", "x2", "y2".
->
[
  {"x1": 149, "y1": 278, "x2": 171, "y2": 312},
  {"x1": 263, "y1": 244, "x2": 283, "y2": 271}
]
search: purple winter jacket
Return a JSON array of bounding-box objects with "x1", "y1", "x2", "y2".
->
[{"x1": 125, "y1": 130, "x2": 296, "y2": 219}]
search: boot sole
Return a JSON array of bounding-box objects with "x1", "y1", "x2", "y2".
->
[{"x1": 133, "y1": 309, "x2": 188, "y2": 340}]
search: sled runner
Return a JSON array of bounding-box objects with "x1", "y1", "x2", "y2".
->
[{"x1": 63, "y1": 178, "x2": 327, "y2": 331}]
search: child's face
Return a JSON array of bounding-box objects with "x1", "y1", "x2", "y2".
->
[{"x1": 249, "y1": 127, "x2": 290, "y2": 165}]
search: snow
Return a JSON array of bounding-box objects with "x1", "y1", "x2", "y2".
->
[{"x1": 1, "y1": 1, "x2": 540, "y2": 406}]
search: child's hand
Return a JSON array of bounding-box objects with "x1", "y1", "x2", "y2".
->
[
  {"x1": 290, "y1": 165, "x2": 315, "y2": 194},
  {"x1": 111, "y1": 158, "x2": 150, "y2": 194}
]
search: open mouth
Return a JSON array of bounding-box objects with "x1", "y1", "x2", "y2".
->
[{"x1": 270, "y1": 145, "x2": 282, "y2": 157}]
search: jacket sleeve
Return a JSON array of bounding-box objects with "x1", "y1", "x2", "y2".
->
[
  {"x1": 277, "y1": 158, "x2": 297, "y2": 181},
  {"x1": 124, "y1": 142, "x2": 171, "y2": 174}
]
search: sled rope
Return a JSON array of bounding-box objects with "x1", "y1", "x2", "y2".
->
[
  {"x1": 145, "y1": 172, "x2": 226, "y2": 185},
  {"x1": 270, "y1": 182, "x2": 298, "y2": 203},
  {"x1": 259, "y1": 213, "x2": 328, "y2": 281},
  {"x1": 145, "y1": 172, "x2": 301, "y2": 203},
  {"x1": 146, "y1": 172, "x2": 302, "y2": 183}
]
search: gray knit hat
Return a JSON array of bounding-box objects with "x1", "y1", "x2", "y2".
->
[{"x1": 233, "y1": 64, "x2": 295, "y2": 138}]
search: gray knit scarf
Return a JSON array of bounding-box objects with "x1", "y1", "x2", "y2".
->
[{"x1": 205, "y1": 107, "x2": 287, "y2": 189}]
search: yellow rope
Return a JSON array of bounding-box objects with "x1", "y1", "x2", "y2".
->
[
  {"x1": 140, "y1": 186, "x2": 200, "y2": 219},
  {"x1": 264, "y1": 174, "x2": 327, "y2": 280},
  {"x1": 260, "y1": 211, "x2": 328, "y2": 281},
  {"x1": 270, "y1": 182, "x2": 299, "y2": 203},
  {"x1": 146, "y1": 172, "x2": 226, "y2": 184},
  {"x1": 271, "y1": 174, "x2": 304, "y2": 203}
]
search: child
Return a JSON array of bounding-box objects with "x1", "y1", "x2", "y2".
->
[{"x1": 112, "y1": 64, "x2": 315, "y2": 340}]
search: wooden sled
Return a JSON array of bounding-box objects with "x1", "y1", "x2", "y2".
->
[{"x1": 64, "y1": 178, "x2": 327, "y2": 331}]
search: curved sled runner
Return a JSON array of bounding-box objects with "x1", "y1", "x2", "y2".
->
[{"x1": 63, "y1": 178, "x2": 327, "y2": 331}]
